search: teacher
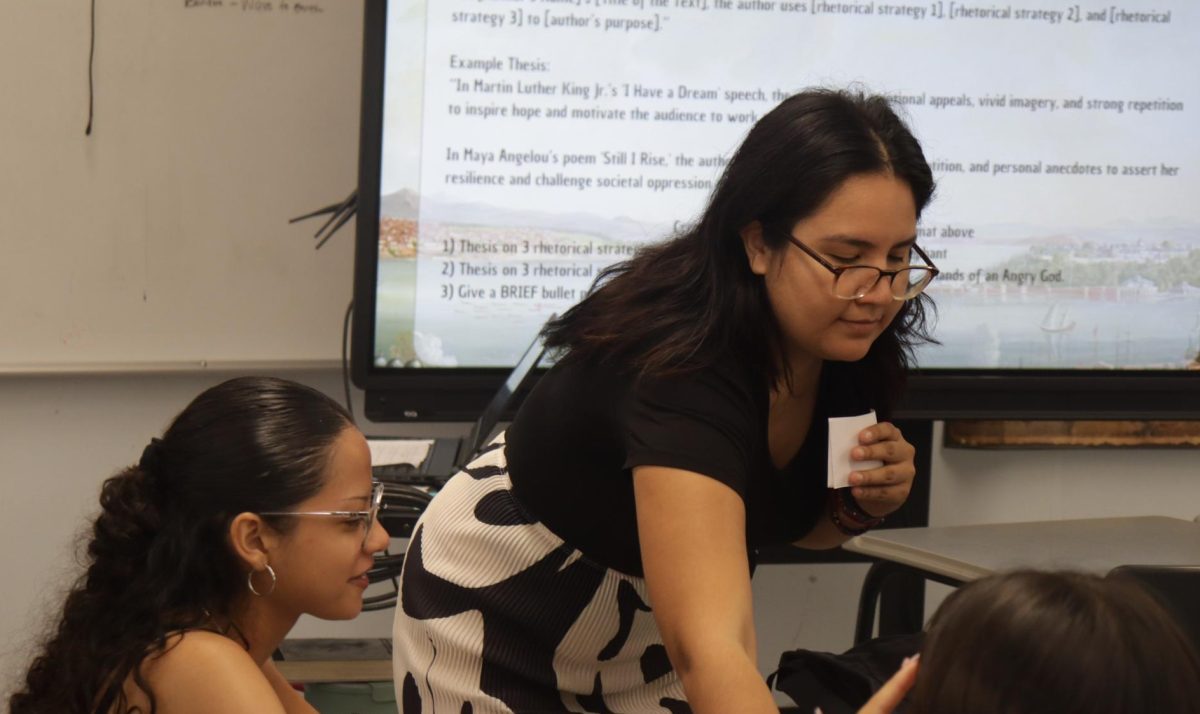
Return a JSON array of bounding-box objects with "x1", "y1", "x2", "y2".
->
[{"x1": 393, "y1": 87, "x2": 939, "y2": 714}]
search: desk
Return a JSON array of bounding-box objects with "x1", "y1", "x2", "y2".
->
[
  {"x1": 843, "y1": 516, "x2": 1200, "y2": 644},
  {"x1": 276, "y1": 659, "x2": 392, "y2": 683},
  {"x1": 276, "y1": 638, "x2": 394, "y2": 683}
]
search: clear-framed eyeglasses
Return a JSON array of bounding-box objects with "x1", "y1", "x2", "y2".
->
[
  {"x1": 786, "y1": 235, "x2": 940, "y2": 301},
  {"x1": 260, "y1": 480, "x2": 386, "y2": 548}
]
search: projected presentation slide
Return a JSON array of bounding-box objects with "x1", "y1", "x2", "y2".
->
[{"x1": 372, "y1": 0, "x2": 1199, "y2": 370}]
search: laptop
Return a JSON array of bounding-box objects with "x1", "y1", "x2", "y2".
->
[{"x1": 371, "y1": 328, "x2": 549, "y2": 485}]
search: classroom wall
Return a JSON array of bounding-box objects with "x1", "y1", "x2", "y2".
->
[
  {"x1": 3, "y1": 374, "x2": 1197, "y2": 700},
  {"x1": 3, "y1": 0, "x2": 1196, "y2": 702},
  {"x1": 0, "y1": 1, "x2": 361, "y2": 372}
]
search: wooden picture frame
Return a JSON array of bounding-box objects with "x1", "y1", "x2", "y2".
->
[{"x1": 944, "y1": 420, "x2": 1200, "y2": 449}]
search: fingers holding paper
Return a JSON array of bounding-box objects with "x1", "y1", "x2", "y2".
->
[{"x1": 848, "y1": 421, "x2": 916, "y2": 516}]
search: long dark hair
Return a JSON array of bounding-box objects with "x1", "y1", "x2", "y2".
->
[
  {"x1": 910, "y1": 570, "x2": 1200, "y2": 714},
  {"x1": 9, "y1": 377, "x2": 353, "y2": 714},
  {"x1": 543, "y1": 88, "x2": 936, "y2": 409}
]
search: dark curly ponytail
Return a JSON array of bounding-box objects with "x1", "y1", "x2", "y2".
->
[{"x1": 9, "y1": 377, "x2": 352, "y2": 714}]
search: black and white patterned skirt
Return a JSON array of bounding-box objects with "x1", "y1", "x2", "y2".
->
[{"x1": 392, "y1": 433, "x2": 690, "y2": 714}]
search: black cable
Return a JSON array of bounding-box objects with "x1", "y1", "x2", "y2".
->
[
  {"x1": 362, "y1": 594, "x2": 398, "y2": 611},
  {"x1": 363, "y1": 547, "x2": 403, "y2": 611},
  {"x1": 85, "y1": 0, "x2": 97, "y2": 135},
  {"x1": 361, "y1": 487, "x2": 435, "y2": 610},
  {"x1": 342, "y1": 300, "x2": 355, "y2": 423},
  {"x1": 367, "y1": 555, "x2": 406, "y2": 582}
]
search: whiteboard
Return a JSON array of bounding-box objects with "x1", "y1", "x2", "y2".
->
[{"x1": 0, "y1": 0, "x2": 363, "y2": 372}]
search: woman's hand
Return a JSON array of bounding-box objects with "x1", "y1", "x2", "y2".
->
[
  {"x1": 855, "y1": 655, "x2": 919, "y2": 714},
  {"x1": 848, "y1": 422, "x2": 916, "y2": 518}
]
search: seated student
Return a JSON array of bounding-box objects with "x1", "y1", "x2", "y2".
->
[
  {"x1": 9, "y1": 377, "x2": 389, "y2": 714},
  {"x1": 858, "y1": 569, "x2": 1200, "y2": 714}
]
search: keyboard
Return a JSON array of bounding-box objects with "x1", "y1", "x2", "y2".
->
[{"x1": 372, "y1": 462, "x2": 448, "y2": 488}]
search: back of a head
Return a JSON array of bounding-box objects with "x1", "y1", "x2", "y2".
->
[{"x1": 908, "y1": 570, "x2": 1200, "y2": 714}]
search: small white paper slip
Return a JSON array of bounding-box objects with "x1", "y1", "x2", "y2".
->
[
  {"x1": 827, "y1": 411, "x2": 884, "y2": 489},
  {"x1": 367, "y1": 438, "x2": 434, "y2": 467}
]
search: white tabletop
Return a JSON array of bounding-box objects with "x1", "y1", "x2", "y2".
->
[{"x1": 843, "y1": 516, "x2": 1200, "y2": 583}]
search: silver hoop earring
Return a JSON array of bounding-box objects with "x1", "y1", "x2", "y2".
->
[{"x1": 247, "y1": 564, "x2": 277, "y2": 597}]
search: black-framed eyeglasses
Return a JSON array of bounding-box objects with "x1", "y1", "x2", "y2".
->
[
  {"x1": 785, "y1": 235, "x2": 940, "y2": 300},
  {"x1": 261, "y1": 481, "x2": 385, "y2": 548}
]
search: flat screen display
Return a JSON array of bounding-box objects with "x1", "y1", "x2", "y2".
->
[{"x1": 354, "y1": 0, "x2": 1200, "y2": 419}]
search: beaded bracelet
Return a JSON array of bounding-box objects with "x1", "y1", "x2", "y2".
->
[
  {"x1": 837, "y1": 487, "x2": 885, "y2": 528},
  {"x1": 827, "y1": 488, "x2": 883, "y2": 537},
  {"x1": 829, "y1": 497, "x2": 870, "y2": 537}
]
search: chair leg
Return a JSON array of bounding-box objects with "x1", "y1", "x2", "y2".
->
[
  {"x1": 854, "y1": 561, "x2": 963, "y2": 645},
  {"x1": 879, "y1": 568, "x2": 926, "y2": 639},
  {"x1": 854, "y1": 561, "x2": 897, "y2": 645}
]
